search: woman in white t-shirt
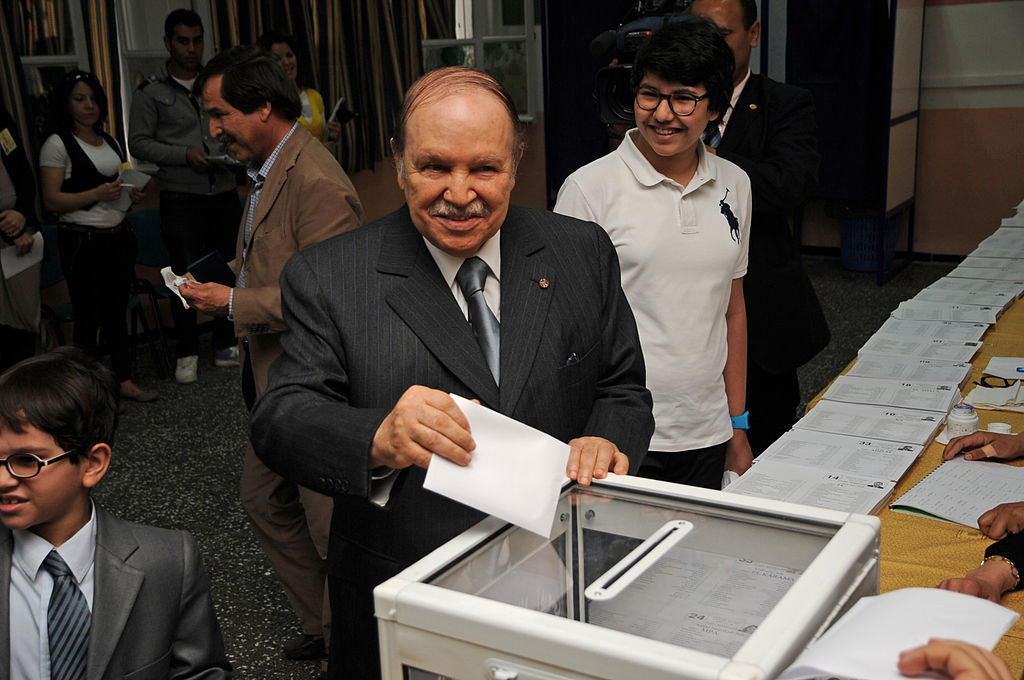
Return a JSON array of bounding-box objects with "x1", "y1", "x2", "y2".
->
[{"x1": 39, "y1": 70, "x2": 157, "y2": 402}]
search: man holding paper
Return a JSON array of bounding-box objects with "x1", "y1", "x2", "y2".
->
[{"x1": 250, "y1": 67, "x2": 654, "y2": 679}]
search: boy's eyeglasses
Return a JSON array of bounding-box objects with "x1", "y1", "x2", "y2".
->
[
  {"x1": 0, "y1": 449, "x2": 77, "y2": 479},
  {"x1": 634, "y1": 88, "x2": 710, "y2": 117}
]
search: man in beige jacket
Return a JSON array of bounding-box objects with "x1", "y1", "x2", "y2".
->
[{"x1": 181, "y1": 44, "x2": 363, "y2": 665}]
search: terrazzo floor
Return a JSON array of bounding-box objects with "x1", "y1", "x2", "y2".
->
[{"x1": 95, "y1": 253, "x2": 957, "y2": 679}]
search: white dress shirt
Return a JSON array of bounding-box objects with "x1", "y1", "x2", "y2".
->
[
  {"x1": 10, "y1": 504, "x2": 97, "y2": 680},
  {"x1": 422, "y1": 232, "x2": 502, "y2": 321}
]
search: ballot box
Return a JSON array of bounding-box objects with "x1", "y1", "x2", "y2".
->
[{"x1": 374, "y1": 475, "x2": 880, "y2": 680}]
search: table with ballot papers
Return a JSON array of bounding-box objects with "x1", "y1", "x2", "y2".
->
[{"x1": 723, "y1": 198, "x2": 1024, "y2": 674}]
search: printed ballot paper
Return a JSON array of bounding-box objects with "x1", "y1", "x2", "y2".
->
[
  {"x1": 779, "y1": 588, "x2": 1018, "y2": 680},
  {"x1": 423, "y1": 394, "x2": 571, "y2": 536}
]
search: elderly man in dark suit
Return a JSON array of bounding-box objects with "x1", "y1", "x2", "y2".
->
[
  {"x1": 692, "y1": 0, "x2": 828, "y2": 455},
  {"x1": 251, "y1": 66, "x2": 654, "y2": 679}
]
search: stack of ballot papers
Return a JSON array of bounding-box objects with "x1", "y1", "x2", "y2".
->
[
  {"x1": 723, "y1": 431, "x2": 922, "y2": 514},
  {"x1": 873, "y1": 317, "x2": 989, "y2": 342},
  {"x1": 778, "y1": 588, "x2": 1018, "y2": 680},
  {"x1": 793, "y1": 401, "x2": 943, "y2": 446},
  {"x1": 891, "y1": 299, "x2": 999, "y2": 323},
  {"x1": 856, "y1": 336, "x2": 981, "y2": 362},
  {"x1": 925, "y1": 277, "x2": 1024, "y2": 300},
  {"x1": 846, "y1": 354, "x2": 973, "y2": 388},
  {"x1": 822, "y1": 375, "x2": 961, "y2": 413},
  {"x1": 912, "y1": 287, "x2": 1016, "y2": 310}
]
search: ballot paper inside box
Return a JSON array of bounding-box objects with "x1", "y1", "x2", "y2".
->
[{"x1": 374, "y1": 476, "x2": 880, "y2": 680}]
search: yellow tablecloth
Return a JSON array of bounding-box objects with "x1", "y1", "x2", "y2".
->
[{"x1": 812, "y1": 299, "x2": 1024, "y2": 674}]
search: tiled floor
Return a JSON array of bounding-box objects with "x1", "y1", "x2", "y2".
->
[{"x1": 97, "y1": 254, "x2": 956, "y2": 678}]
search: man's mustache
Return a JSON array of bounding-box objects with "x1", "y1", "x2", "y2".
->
[
  {"x1": 428, "y1": 199, "x2": 490, "y2": 220},
  {"x1": 217, "y1": 132, "x2": 237, "y2": 147}
]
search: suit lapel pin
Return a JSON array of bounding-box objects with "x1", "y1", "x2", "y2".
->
[
  {"x1": 749, "y1": 103, "x2": 757, "y2": 110},
  {"x1": 538, "y1": 278, "x2": 550, "y2": 289}
]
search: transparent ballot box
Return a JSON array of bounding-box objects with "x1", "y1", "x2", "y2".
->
[{"x1": 374, "y1": 475, "x2": 880, "y2": 680}]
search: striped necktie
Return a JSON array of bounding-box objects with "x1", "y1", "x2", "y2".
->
[
  {"x1": 455, "y1": 256, "x2": 500, "y2": 383},
  {"x1": 43, "y1": 550, "x2": 90, "y2": 680}
]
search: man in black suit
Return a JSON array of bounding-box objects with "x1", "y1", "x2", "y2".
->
[
  {"x1": 250, "y1": 67, "x2": 654, "y2": 679},
  {"x1": 692, "y1": 0, "x2": 828, "y2": 455}
]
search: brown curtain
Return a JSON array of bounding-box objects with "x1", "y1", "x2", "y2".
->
[
  {"x1": 79, "y1": 0, "x2": 123, "y2": 147},
  {"x1": 208, "y1": 0, "x2": 424, "y2": 174},
  {"x1": 0, "y1": 4, "x2": 35, "y2": 159}
]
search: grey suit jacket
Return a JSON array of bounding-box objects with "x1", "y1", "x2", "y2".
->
[
  {"x1": 251, "y1": 204, "x2": 654, "y2": 567},
  {"x1": 0, "y1": 506, "x2": 231, "y2": 680}
]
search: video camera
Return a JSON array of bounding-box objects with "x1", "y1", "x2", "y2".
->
[{"x1": 591, "y1": 0, "x2": 693, "y2": 127}]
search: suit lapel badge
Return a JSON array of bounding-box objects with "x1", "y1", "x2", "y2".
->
[
  {"x1": 749, "y1": 103, "x2": 758, "y2": 110},
  {"x1": 538, "y1": 278, "x2": 550, "y2": 289}
]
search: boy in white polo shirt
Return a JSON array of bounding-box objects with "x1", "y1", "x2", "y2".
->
[{"x1": 556, "y1": 17, "x2": 752, "y2": 489}]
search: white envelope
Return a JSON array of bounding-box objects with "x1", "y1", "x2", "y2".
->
[{"x1": 423, "y1": 394, "x2": 570, "y2": 537}]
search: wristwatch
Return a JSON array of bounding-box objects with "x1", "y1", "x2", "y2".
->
[{"x1": 731, "y1": 411, "x2": 749, "y2": 430}]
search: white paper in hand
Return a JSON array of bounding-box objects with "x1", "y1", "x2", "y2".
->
[
  {"x1": 778, "y1": 588, "x2": 1018, "y2": 680},
  {"x1": 423, "y1": 394, "x2": 570, "y2": 537}
]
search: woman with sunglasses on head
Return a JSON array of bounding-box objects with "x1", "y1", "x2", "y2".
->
[
  {"x1": 257, "y1": 31, "x2": 340, "y2": 151},
  {"x1": 555, "y1": 17, "x2": 752, "y2": 490},
  {"x1": 39, "y1": 70, "x2": 157, "y2": 402}
]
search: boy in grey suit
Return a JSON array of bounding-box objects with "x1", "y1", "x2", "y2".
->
[{"x1": 0, "y1": 348, "x2": 230, "y2": 679}]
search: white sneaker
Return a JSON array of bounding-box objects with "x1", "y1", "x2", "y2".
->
[
  {"x1": 215, "y1": 345, "x2": 240, "y2": 367},
  {"x1": 175, "y1": 355, "x2": 199, "y2": 383}
]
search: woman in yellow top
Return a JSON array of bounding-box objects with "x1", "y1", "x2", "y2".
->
[{"x1": 258, "y1": 31, "x2": 340, "y2": 149}]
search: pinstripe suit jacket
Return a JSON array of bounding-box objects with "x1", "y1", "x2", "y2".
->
[
  {"x1": 0, "y1": 506, "x2": 230, "y2": 680},
  {"x1": 251, "y1": 204, "x2": 653, "y2": 570}
]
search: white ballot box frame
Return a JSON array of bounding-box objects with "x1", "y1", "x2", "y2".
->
[{"x1": 374, "y1": 475, "x2": 880, "y2": 680}]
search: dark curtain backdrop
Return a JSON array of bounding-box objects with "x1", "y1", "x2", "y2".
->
[
  {"x1": 209, "y1": 0, "x2": 423, "y2": 173},
  {"x1": 79, "y1": 0, "x2": 123, "y2": 148},
  {"x1": 0, "y1": 3, "x2": 35, "y2": 164}
]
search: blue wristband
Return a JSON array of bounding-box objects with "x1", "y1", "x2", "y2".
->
[{"x1": 731, "y1": 411, "x2": 749, "y2": 430}]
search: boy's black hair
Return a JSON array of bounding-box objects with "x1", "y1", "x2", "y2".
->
[
  {"x1": 0, "y1": 347, "x2": 119, "y2": 462},
  {"x1": 630, "y1": 16, "x2": 735, "y2": 134}
]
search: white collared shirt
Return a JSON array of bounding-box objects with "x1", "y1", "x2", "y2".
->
[
  {"x1": 10, "y1": 504, "x2": 97, "y2": 680},
  {"x1": 423, "y1": 232, "x2": 502, "y2": 321},
  {"x1": 555, "y1": 129, "x2": 751, "y2": 451},
  {"x1": 718, "y1": 69, "x2": 751, "y2": 136}
]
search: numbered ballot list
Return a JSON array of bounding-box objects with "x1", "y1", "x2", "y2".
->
[{"x1": 587, "y1": 548, "x2": 799, "y2": 657}]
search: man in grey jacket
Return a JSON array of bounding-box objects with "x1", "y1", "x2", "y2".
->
[{"x1": 128, "y1": 9, "x2": 241, "y2": 384}]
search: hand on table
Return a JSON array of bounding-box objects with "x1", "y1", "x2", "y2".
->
[
  {"x1": 938, "y1": 557, "x2": 1018, "y2": 602},
  {"x1": 898, "y1": 639, "x2": 1014, "y2": 679},
  {"x1": 978, "y1": 503, "x2": 1024, "y2": 540},
  {"x1": 944, "y1": 432, "x2": 1024, "y2": 462},
  {"x1": 370, "y1": 386, "x2": 474, "y2": 470},
  {"x1": 566, "y1": 436, "x2": 628, "y2": 486}
]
